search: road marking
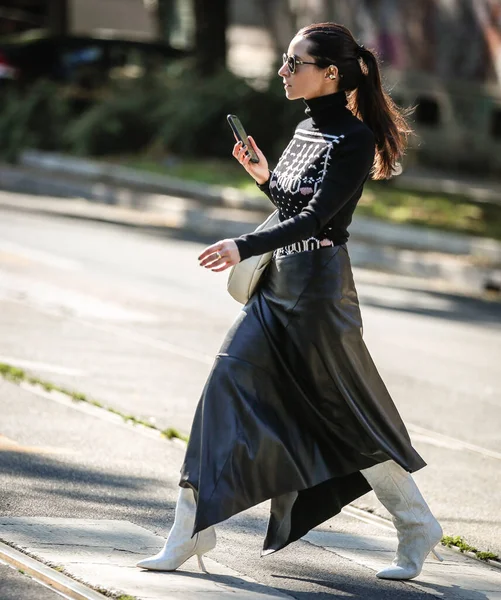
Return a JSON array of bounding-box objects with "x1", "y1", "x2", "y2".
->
[
  {"x1": 0, "y1": 356, "x2": 84, "y2": 377},
  {"x1": 72, "y1": 320, "x2": 214, "y2": 365},
  {"x1": 408, "y1": 423, "x2": 501, "y2": 461},
  {"x1": 342, "y1": 505, "x2": 393, "y2": 531},
  {"x1": 0, "y1": 241, "x2": 81, "y2": 271},
  {"x1": 0, "y1": 276, "x2": 157, "y2": 322},
  {"x1": 0, "y1": 435, "x2": 78, "y2": 456}
]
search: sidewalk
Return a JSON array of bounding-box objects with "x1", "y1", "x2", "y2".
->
[
  {"x1": 1, "y1": 150, "x2": 501, "y2": 295},
  {"x1": 1, "y1": 512, "x2": 501, "y2": 600}
]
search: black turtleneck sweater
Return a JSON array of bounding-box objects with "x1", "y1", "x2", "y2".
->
[{"x1": 234, "y1": 91, "x2": 375, "y2": 261}]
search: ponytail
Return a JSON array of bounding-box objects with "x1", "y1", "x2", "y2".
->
[
  {"x1": 348, "y1": 46, "x2": 411, "y2": 180},
  {"x1": 299, "y1": 23, "x2": 412, "y2": 180}
]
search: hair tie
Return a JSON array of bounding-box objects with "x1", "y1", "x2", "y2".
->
[{"x1": 357, "y1": 44, "x2": 365, "y2": 56}]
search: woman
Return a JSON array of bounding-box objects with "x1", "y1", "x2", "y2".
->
[{"x1": 137, "y1": 22, "x2": 442, "y2": 581}]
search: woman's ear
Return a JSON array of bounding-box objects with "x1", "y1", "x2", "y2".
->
[{"x1": 325, "y1": 65, "x2": 339, "y2": 80}]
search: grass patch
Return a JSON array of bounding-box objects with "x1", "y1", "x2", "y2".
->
[
  {"x1": 360, "y1": 184, "x2": 501, "y2": 241},
  {"x1": 0, "y1": 362, "x2": 188, "y2": 443},
  {"x1": 104, "y1": 155, "x2": 501, "y2": 242},
  {"x1": 108, "y1": 155, "x2": 256, "y2": 193},
  {"x1": 442, "y1": 535, "x2": 500, "y2": 562},
  {"x1": 0, "y1": 363, "x2": 25, "y2": 382},
  {"x1": 161, "y1": 427, "x2": 188, "y2": 442}
]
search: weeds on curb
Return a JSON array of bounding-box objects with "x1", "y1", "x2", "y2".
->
[
  {"x1": 442, "y1": 535, "x2": 500, "y2": 562},
  {"x1": 0, "y1": 362, "x2": 188, "y2": 443}
]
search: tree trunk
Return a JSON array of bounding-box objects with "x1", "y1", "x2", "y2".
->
[
  {"x1": 256, "y1": 0, "x2": 299, "y2": 56},
  {"x1": 48, "y1": 0, "x2": 69, "y2": 36},
  {"x1": 153, "y1": 0, "x2": 177, "y2": 43},
  {"x1": 193, "y1": 0, "x2": 228, "y2": 74}
]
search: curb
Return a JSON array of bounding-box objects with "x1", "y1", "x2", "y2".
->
[
  {"x1": 11, "y1": 151, "x2": 501, "y2": 260},
  {"x1": 443, "y1": 545, "x2": 501, "y2": 572},
  {"x1": 0, "y1": 539, "x2": 107, "y2": 600}
]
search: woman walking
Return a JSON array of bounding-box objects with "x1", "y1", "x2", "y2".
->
[{"x1": 137, "y1": 22, "x2": 442, "y2": 581}]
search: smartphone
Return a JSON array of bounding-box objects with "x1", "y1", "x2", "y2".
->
[{"x1": 227, "y1": 114, "x2": 260, "y2": 163}]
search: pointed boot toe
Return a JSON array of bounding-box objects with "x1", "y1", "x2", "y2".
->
[
  {"x1": 136, "y1": 549, "x2": 190, "y2": 572},
  {"x1": 136, "y1": 528, "x2": 217, "y2": 572},
  {"x1": 136, "y1": 554, "x2": 168, "y2": 571},
  {"x1": 376, "y1": 565, "x2": 418, "y2": 580}
]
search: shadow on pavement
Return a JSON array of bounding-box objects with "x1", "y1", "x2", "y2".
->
[{"x1": 358, "y1": 282, "x2": 501, "y2": 327}]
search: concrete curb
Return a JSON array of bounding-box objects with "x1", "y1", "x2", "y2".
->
[
  {"x1": 20, "y1": 150, "x2": 269, "y2": 211},
  {"x1": 395, "y1": 172, "x2": 501, "y2": 206},
  {"x1": 0, "y1": 539, "x2": 107, "y2": 600},
  {"x1": 14, "y1": 150, "x2": 501, "y2": 261}
]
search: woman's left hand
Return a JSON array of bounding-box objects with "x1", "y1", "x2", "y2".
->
[{"x1": 198, "y1": 239, "x2": 241, "y2": 272}]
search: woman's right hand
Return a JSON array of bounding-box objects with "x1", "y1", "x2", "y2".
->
[{"x1": 232, "y1": 136, "x2": 270, "y2": 185}]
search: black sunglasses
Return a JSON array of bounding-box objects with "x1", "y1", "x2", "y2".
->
[{"x1": 282, "y1": 53, "x2": 318, "y2": 74}]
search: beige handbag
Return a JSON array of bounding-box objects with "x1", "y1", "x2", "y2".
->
[{"x1": 227, "y1": 210, "x2": 280, "y2": 304}]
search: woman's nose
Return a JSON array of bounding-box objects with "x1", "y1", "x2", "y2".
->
[{"x1": 278, "y1": 62, "x2": 289, "y2": 77}]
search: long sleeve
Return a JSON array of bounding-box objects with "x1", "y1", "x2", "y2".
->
[
  {"x1": 255, "y1": 170, "x2": 277, "y2": 206},
  {"x1": 235, "y1": 126, "x2": 375, "y2": 261}
]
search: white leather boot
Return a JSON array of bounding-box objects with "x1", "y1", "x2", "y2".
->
[
  {"x1": 136, "y1": 487, "x2": 216, "y2": 572},
  {"x1": 361, "y1": 460, "x2": 443, "y2": 580}
]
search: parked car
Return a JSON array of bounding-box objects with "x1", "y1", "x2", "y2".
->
[{"x1": 0, "y1": 32, "x2": 189, "y2": 106}]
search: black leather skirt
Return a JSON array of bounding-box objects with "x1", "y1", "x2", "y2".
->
[{"x1": 180, "y1": 245, "x2": 425, "y2": 554}]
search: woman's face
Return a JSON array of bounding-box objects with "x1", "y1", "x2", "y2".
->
[{"x1": 278, "y1": 36, "x2": 338, "y2": 101}]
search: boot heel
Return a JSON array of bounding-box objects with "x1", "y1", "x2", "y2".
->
[
  {"x1": 197, "y1": 554, "x2": 208, "y2": 573},
  {"x1": 431, "y1": 547, "x2": 444, "y2": 562}
]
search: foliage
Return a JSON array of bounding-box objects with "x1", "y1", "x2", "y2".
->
[
  {"x1": 0, "y1": 63, "x2": 302, "y2": 161},
  {"x1": 63, "y1": 61, "x2": 302, "y2": 161},
  {"x1": 0, "y1": 81, "x2": 69, "y2": 162},
  {"x1": 63, "y1": 77, "x2": 162, "y2": 156},
  {"x1": 153, "y1": 61, "x2": 301, "y2": 160}
]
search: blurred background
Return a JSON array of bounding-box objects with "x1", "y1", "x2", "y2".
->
[{"x1": 0, "y1": 0, "x2": 500, "y2": 244}]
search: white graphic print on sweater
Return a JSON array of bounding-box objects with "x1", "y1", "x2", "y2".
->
[
  {"x1": 269, "y1": 129, "x2": 344, "y2": 215},
  {"x1": 268, "y1": 129, "x2": 345, "y2": 256}
]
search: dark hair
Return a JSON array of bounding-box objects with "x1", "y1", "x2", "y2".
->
[{"x1": 298, "y1": 22, "x2": 411, "y2": 180}]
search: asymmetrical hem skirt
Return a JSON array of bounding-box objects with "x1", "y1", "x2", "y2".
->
[{"x1": 180, "y1": 245, "x2": 426, "y2": 554}]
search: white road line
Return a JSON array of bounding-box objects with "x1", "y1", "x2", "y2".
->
[
  {"x1": 342, "y1": 505, "x2": 393, "y2": 531},
  {"x1": 408, "y1": 423, "x2": 501, "y2": 461},
  {"x1": 0, "y1": 356, "x2": 84, "y2": 377},
  {"x1": 79, "y1": 320, "x2": 215, "y2": 365},
  {"x1": 0, "y1": 241, "x2": 81, "y2": 271},
  {"x1": 0, "y1": 275, "x2": 157, "y2": 322},
  {"x1": 2, "y1": 295, "x2": 211, "y2": 364}
]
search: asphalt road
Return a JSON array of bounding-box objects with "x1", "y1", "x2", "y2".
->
[{"x1": 0, "y1": 205, "x2": 500, "y2": 562}]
